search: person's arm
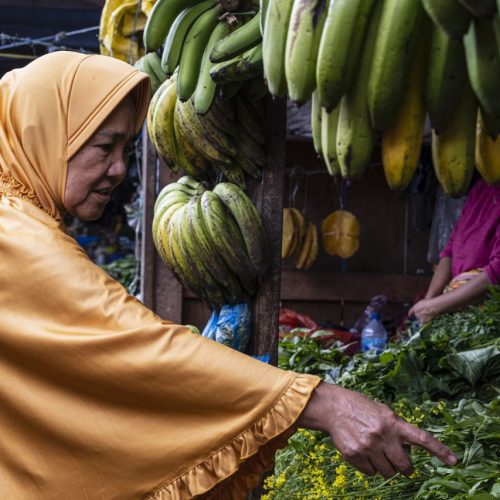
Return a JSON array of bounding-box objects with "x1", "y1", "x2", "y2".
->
[
  {"x1": 408, "y1": 271, "x2": 491, "y2": 323},
  {"x1": 297, "y1": 382, "x2": 458, "y2": 478},
  {"x1": 425, "y1": 256, "x2": 452, "y2": 299}
]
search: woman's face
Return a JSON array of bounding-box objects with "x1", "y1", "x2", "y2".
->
[{"x1": 64, "y1": 96, "x2": 136, "y2": 221}]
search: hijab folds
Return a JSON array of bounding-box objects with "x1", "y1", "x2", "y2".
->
[{"x1": 0, "y1": 52, "x2": 319, "y2": 499}]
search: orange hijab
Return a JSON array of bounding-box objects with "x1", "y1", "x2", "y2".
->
[
  {"x1": 0, "y1": 52, "x2": 319, "y2": 499},
  {"x1": 0, "y1": 51, "x2": 149, "y2": 221}
]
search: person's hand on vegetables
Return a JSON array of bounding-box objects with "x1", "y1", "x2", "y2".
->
[
  {"x1": 297, "y1": 382, "x2": 458, "y2": 478},
  {"x1": 408, "y1": 298, "x2": 438, "y2": 324}
]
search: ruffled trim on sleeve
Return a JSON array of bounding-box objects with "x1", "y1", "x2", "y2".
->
[{"x1": 146, "y1": 373, "x2": 321, "y2": 500}]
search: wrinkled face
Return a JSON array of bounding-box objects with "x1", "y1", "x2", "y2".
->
[{"x1": 64, "y1": 96, "x2": 136, "y2": 220}]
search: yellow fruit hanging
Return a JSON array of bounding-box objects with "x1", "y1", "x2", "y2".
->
[
  {"x1": 321, "y1": 210, "x2": 360, "y2": 259},
  {"x1": 475, "y1": 110, "x2": 500, "y2": 185}
]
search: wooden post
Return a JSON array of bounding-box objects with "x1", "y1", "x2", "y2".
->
[
  {"x1": 246, "y1": 96, "x2": 286, "y2": 500},
  {"x1": 140, "y1": 127, "x2": 183, "y2": 322},
  {"x1": 246, "y1": 96, "x2": 286, "y2": 365}
]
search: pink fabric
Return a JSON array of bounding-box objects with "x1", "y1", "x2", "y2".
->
[{"x1": 440, "y1": 180, "x2": 500, "y2": 285}]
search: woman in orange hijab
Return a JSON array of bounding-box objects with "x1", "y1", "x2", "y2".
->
[{"x1": 0, "y1": 51, "x2": 456, "y2": 499}]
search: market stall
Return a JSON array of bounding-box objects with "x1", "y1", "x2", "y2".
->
[{"x1": 1, "y1": 0, "x2": 495, "y2": 496}]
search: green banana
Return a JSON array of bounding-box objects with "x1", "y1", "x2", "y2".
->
[
  {"x1": 137, "y1": 54, "x2": 162, "y2": 93},
  {"x1": 464, "y1": 17, "x2": 500, "y2": 120},
  {"x1": 167, "y1": 205, "x2": 214, "y2": 303},
  {"x1": 311, "y1": 89, "x2": 322, "y2": 155},
  {"x1": 316, "y1": 0, "x2": 375, "y2": 112},
  {"x1": 421, "y1": 0, "x2": 471, "y2": 39},
  {"x1": 320, "y1": 105, "x2": 341, "y2": 176},
  {"x1": 177, "y1": 201, "x2": 227, "y2": 306},
  {"x1": 212, "y1": 182, "x2": 268, "y2": 276},
  {"x1": 154, "y1": 180, "x2": 205, "y2": 212},
  {"x1": 186, "y1": 196, "x2": 246, "y2": 304},
  {"x1": 284, "y1": 0, "x2": 328, "y2": 105},
  {"x1": 151, "y1": 78, "x2": 179, "y2": 172},
  {"x1": 457, "y1": 0, "x2": 497, "y2": 18},
  {"x1": 234, "y1": 152, "x2": 263, "y2": 180},
  {"x1": 155, "y1": 200, "x2": 187, "y2": 265},
  {"x1": 175, "y1": 100, "x2": 234, "y2": 164},
  {"x1": 152, "y1": 193, "x2": 191, "y2": 252},
  {"x1": 210, "y1": 13, "x2": 262, "y2": 62},
  {"x1": 337, "y1": 0, "x2": 382, "y2": 180},
  {"x1": 432, "y1": 77, "x2": 477, "y2": 197},
  {"x1": 201, "y1": 98, "x2": 238, "y2": 137},
  {"x1": 199, "y1": 191, "x2": 258, "y2": 294},
  {"x1": 234, "y1": 95, "x2": 266, "y2": 145},
  {"x1": 161, "y1": 0, "x2": 217, "y2": 75},
  {"x1": 193, "y1": 21, "x2": 232, "y2": 115},
  {"x1": 494, "y1": 14, "x2": 500, "y2": 52},
  {"x1": 368, "y1": 0, "x2": 424, "y2": 131},
  {"x1": 262, "y1": 0, "x2": 294, "y2": 97},
  {"x1": 177, "y1": 175, "x2": 206, "y2": 190},
  {"x1": 173, "y1": 108, "x2": 213, "y2": 179},
  {"x1": 147, "y1": 79, "x2": 170, "y2": 151},
  {"x1": 259, "y1": 0, "x2": 269, "y2": 34},
  {"x1": 425, "y1": 25, "x2": 467, "y2": 133},
  {"x1": 234, "y1": 118, "x2": 266, "y2": 168},
  {"x1": 177, "y1": 4, "x2": 224, "y2": 102},
  {"x1": 213, "y1": 162, "x2": 247, "y2": 189},
  {"x1": 143, "y1": 0, "x2": 203, "y2": 52},
  {"x1": 210, "y1": 43, "x2": 263, "y2": 84}
]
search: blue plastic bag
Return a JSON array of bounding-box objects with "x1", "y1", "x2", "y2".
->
[{"x1": 202, "y1": 304, "x2": 251, "y2": 352}]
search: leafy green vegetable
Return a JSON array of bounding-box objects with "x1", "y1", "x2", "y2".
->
[{"x1": 264, "y1": 288, "x2": 500, "y2": 499}]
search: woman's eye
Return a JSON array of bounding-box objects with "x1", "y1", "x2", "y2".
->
[{"x1": 97, "y1": 144, "x2": 114, "y2": 153}]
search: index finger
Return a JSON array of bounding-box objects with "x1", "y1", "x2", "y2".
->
[{"x1": 398, "y1": 421, "x2": 458, "y2": 466}]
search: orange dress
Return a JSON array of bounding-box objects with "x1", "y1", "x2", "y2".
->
[{"x1": 0, "y1": 52, "x2": 320, "y2": 499}]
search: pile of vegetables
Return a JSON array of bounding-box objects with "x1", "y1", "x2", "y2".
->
[{"x1": 264, "y1": 288, "x2": 500, "y2": 499}]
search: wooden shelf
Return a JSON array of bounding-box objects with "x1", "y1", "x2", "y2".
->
[{"x1": 280, "y1": 270, "x2": 430, "y2": 303}]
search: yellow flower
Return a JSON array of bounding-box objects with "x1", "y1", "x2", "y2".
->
[
  {"x1": 335, "y1": 464, "x2": 348, "y2": 476},
  {"x1": 275, "y1": 472, "x2": 286, "y2": 488},
  {"x1": 333, "y1": 474, "x2": 347, "y2": 488}
]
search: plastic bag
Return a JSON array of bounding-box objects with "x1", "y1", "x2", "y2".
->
[{"x1": 202, "y1": 304, "x2": 251, "y2": 352}]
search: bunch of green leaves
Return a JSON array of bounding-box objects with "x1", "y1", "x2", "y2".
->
[
  {"x1": 278, "y1": 329, "x2": 351, "y2": 377},
  {"x1": 266, "y1": 288, "x2": 500, "y2": 499},
  {"x1": 263, "y1": 397, "x2": 500, "y2": 499},
  {"x1": 101, "y1": 254, "x2": 139, "y2": 294}
]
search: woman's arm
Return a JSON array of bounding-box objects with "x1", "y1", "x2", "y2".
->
[
  {"x1": 297, "y1": 382, "x2": 458, "y2": 478},
  {"x1": 408, "y1": 271, "x2": 491, "y2": 323},
  {"x1": 425, "y1": 256, "x2": 452, "y2": 299}
]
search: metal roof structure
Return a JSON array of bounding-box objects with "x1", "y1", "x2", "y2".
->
[{"x1": 0, "y1": 1, "x2": 104, "y2": 76}]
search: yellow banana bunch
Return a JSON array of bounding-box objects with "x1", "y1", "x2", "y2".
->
[
  {"x1": 148, "y1": 75, "x2": 266, "y2": 187},
  {"x1": 100, "y1": 0, "x2": 145, "y2": 63},
  {"x1": 153, "y1": 178, "x2": 268, "y2": 307}
]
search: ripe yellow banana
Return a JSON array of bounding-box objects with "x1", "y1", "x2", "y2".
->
[
  {"x1": 382, "y1": 28, "x2": 428, "y2": 191},
  {"x1": 151, "y1": 78, "x2": 179, "y2": 172},
  {"x1": 432, "y1": 78, "x2": 477, "y2": 197},
  {"x1": 475, "y1": 110, "x2": 500, "y2": 184}
]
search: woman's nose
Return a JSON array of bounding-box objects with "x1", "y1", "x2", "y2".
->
[{"x1": 107, "y1": 151, "x2": 128, "y2": 181}]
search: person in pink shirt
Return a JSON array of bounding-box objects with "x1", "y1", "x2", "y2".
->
[{"x1": 409, "y1": 179, "x2": 500, "y2": 324}]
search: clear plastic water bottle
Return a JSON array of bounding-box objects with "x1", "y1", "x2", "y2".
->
[{"x1": 361, "y1": 312, "x2": 388, "y2": 354}]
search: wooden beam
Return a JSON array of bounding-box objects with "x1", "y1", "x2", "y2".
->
[
  {"x1": 246, "y1": 97, "x2": 287, "y2": 364},
  {"x1": 140, "y1": 126, "x2": 157, "y2": 310}
]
